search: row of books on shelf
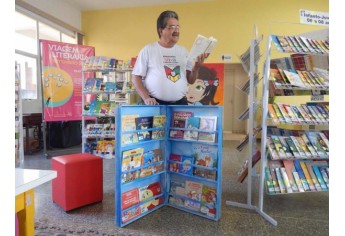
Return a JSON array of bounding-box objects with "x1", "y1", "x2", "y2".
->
[
  {"x1": 266, "y1": 159, "x2": 329, "y2": 194},
  {"x1": 267, "y1": 102, "x2": 329, "y2": 125},
  {"x1": 267, "y1": 129, "x2": 329, "y2": 160},
  {"x1": 83, "y1": 56, "x2": 132, "y2": 70},
  {"x1": 170, "y1": 112, "x2": 217, "y2": 142},
  {"x1": 169, "y1": 179, "x2": 217, "y2": 218},
  {"x1": 121, "y1": 181, "x2": 163, "y2": 223},
  {"x1": 84, "y1": 123, "x2": 115, "y2": 137},
  {"x1": 271, "y1": 34, "x2": 329, "y2": 54},
  {"x1": 270, "y1": 66, "x2": 329, "y2": 90},
  {"x1": 271, "y1": 54, "x2": 328, "y2": 73},
  {"x1": 84, "y1": 140, "x2": 115, "y2": 159},
  {"x1": 84, "y1": 100, "x2": 117, "y2": 116},
  {"x1": 121, "y1": 148, "x2": 164, "y2": 183},
  {"x1": 83, "y1": 77, "x2": 134, "y2": 94},
  {"x1": 168, "y1": 144, "x2": 218, "y2": 181}
]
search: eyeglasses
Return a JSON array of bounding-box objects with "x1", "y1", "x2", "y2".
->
[{"x1": 165, "y1": 25, "x2": 180, "y2": 31}]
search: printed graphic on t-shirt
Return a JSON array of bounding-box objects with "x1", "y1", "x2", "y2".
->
[{"x1": 164, "y1": 65, "x2": 181, "y2": 82}]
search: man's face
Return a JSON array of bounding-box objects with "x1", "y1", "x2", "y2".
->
[{"x1": 161, "y1": 18, "x2": 180, "y2": 44}]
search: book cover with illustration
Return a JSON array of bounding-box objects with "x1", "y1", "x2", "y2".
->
[
  {"x1": 171, "y1": 111, "x2": 193, "y2": 128},
  {"x1": 180, "y1": 155, "x2": 194, "y2": 175},
  {"x1": 185, "y1": 180, "x2": 203, "y2": 201},
  {"x1": 138, "y1": 182, "x2": 163, "y2": 214},
  {"x1": 121, "y1": 148, "x2": 144, "y2": 172},
  {"x1": 135, "y1": 116, "x2": 153, "y2": 130},
  {"x1": 193, "y1": 144, "x2": 217, "y2": 168},
  {"x1": 122, "y1": 188, "x2": 139, "y2": 210},
  {"x1": 152, "y1": 115, "x2": 166, "y2": 128},
  {"x1": 169, "y1": 154, "x2": 182, "y2": 173},
  {"x1": 183, "y1": 116, "x2": 200, "y2": 141},
  {"x1": 121, "y1": 132, "x2": 139, "y2": 145},
  {"x1": 201, "y1": 185, "x2": 217, "y2": 205},
  {"x1": 122, "y1": 114, "x2": 139, "y2": 131}
]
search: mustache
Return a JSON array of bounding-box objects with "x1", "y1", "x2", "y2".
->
[{"x1": 172, "y1": 33, "x2": 179, "y2": 36}]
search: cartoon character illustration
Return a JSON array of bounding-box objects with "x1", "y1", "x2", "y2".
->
[
  {"x1": 187, "y1": 65, "x2": 219, "y2": 105},
  {"x1": 140, "y1": 183, "x2": 162, "y2": 213}
]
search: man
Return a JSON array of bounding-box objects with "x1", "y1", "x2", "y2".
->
[{"x1": 132, "y1": 10, "x2": 208, "y2": 105}]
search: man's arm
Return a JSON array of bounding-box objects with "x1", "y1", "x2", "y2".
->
[
  {"x1": 132, "y1": 75, "x2": 159, "y2": 105},
  {"x1": 186, "y1": 53, "x2": 209, "y2": 84}
]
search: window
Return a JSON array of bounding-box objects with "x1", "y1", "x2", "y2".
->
[{"x1": 15, "y1": 10, "x2": 77, "y2": 100}]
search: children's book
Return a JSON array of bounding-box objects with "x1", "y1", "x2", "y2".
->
[
  {"x1": 83, "y1": 78, "x2": 96, "y2": 92},
  {"x1": 92, "y1": 78, "x2": 104, "y2": 92},
  {"x1": 104, "y1": 81, "x2": 117, "y2": 92},
  {"x1": 121, "y1": 133, "x2": 139, "y2": 145},
  {"x1": 121, "y1": 206, "x2": 141, "y2": 224},
  {"x1": 180, "y1": 155, "x2": 194, "y2": 175},
  {"x1": 122, "y1": 188, "x2": 139, "y2": 210},
  {"x1": 152, "y1": 130, "x2": 165, "y2": 140},
  {"x1": 185, "y1": 180, "x2": 203, "y2": 201},
  {"x1": 135, "y1": 116, "x2": 153, "y2": 130},
  {"x1": 121, "y1": 148, "x2": 144, "y2": 172},
  {"x1": 270, "y1": 135, "x2": 287, "y2": 158},
  {"x1": 295, "y1": 136, "x2": 312, "y2": 158},
  {"x1": 183, "y1": 117, "x2": 200, "y2": 141},
  {"x1": 193, "y1": 144, "x2": 218, "y2": 168},
  {"x1": 152, "y1": 115, "x2": 166, "y2": 128},
  {"x1": 169, "y1": 130, "x2": 184, "y2": 139},
  {"x1": 138, "y1": 182, "x2": 162, "y2": 214},
  {"x1": 171, "y1": 111, "x2": 193, "y2": 128},
  {"x1": 169, "y1": 154, "x2": 182, "y2": 173},
  {"x1": 99, "y1": 101, "x2": 111, "y2": 115},
  {"x1": 137, "y1": 130, "x2": 152, "y2": 142},
  {"x1": 305, "y1": 131, "x2": 328, "y2": 158},
  {"x1": 170, "y1": 178, "x2": 186, "y2": 196},
  {"x1": 193, "y1": 168, "x2": 217, "y2": 180},
  {"x1": 121, "y1": 170, "x2": 140, "y2": 184},
  {"x1": 122, "y1": 114, "x2": 139, "y2": 131},
  {"x1": 201, "y1": 185, "x2": 217, "y2": 205}
]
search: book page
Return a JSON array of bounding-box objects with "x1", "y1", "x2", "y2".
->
[{"x1": 187, "y1": 34, "x2": 217, "y2": 63}]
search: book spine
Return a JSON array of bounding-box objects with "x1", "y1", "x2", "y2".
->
[
  {"x1": 267, "y1": 137, "x2": 280, "y2": 160},
  {"x1": 284, "y1": 136, "x2": 300, "y2": 158},
  {"x1": 272, "y1": 104, "x2": 285, "y2": 123},
  {"x1": 292, "y1": 168, "x2": 305, "y2": 192},
  {"x1": 300, "y1": 133, "x2": 318, "y2": 157},
  {"x1": 278, "y1": 136, "x2": 294, "y2": 158},
  {"x1": 312, "y1": 165, "x2": 328, "y2": 191},
  {"x1": 265, "y1": 167, "x2": 276, "y2": 194},
  {"x1": 271, "y1": 135, "x2": 287, "y2": 159},
  {"x1": 290, "y1": 136, "x2": 306, "y2": 158},
  {"x1": 293, "y1": 160, "x2": 310, "y2": 191},
  {"x1": 299, "y1": 161, "x2": 316, "y2": 191},
  {"x1": 319, "y1": 167, "x2": 329, "y2": 189},
  {"x1": 269, "y1": 167, "x2": 281, "y2": 193},
  {"x1": 280, "y1": 167, "x2": 293, "y2": 193},
  {"x1": 277, "y1": 103, "x2": 292, "y2": 124},
  {"x1": 275, "y1": 167, "x2": 287, "y2": 193}
]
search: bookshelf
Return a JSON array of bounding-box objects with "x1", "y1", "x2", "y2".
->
[
  {"x1": 258, "y1": 30, "x2": 329, "y2": 225},
  {"x1": 81, "y1": 56, "x2": 135, "y2": 158},
  {"x1": 115, "y1": 105, "x2": 223, "y2": 227}
]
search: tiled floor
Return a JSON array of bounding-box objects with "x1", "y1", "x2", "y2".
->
[{"x1": 22, "y1": 141, "x2": 329, "y2": 236}]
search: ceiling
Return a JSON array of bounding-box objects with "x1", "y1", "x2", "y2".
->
[{"x1": 63, "y1": 0, "x2": 209, "y2": 11}]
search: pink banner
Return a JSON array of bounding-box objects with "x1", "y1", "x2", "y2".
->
[{"x1": 40, "y1": 40, "x2": 95, "y2": 121}]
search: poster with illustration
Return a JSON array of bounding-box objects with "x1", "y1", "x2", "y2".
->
[
  {"x1": 40, "y1": 40, "x2": 95, "y2": 121},
  {"x1": 186, "y1": 63, "x2": 224, "y2": 106}
]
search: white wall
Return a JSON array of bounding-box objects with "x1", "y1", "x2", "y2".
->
[{"x1": 22, "y1": 0, "x2": 82, "y2": 30}]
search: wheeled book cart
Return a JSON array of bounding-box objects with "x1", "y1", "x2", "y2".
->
[{"x1": 115, "y1": 105, "x2": 222, "y2": 227}]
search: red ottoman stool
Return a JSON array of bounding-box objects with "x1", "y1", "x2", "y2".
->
[{"x1": 51, "y1": 153, "x2": 103, "y2": 211}]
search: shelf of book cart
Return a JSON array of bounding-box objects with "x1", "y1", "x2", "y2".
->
[{"x1": 114, "y1": 105, "x2": 223, "y2": 227}]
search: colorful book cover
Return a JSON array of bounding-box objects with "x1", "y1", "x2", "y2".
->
[
  {"x1": 293, "y1": 160, "x2": 311, "y2": 191},
  {"x1": 122, "y1": 188, "x2": 139, "y2": 210},
  {"x1": 180, "y1": 155, "x2": 194, "y2": 175},
  {"x1": 169, "y1": 154, "x2": 182, "y2": 173},
  {"x1": 280, "y1": 167, "x2": 293, "y2": 193},
  {"x1": 193, "y1": 144, "x2": 218, "y2": 168},
  {"x1": 265, "y1": 167, "x2": 276, "y2": 194},
  {"x1": 121, "y1": 206, "x2": 141, "y2": 223},
  {"x1": 99, "y1": 101, "x2": 111, "y2": 115},
  {"x1": 135, "y1": 116, "x2": 153, "y2": 130},
  {"x1": 169, "y1": 130, "x2": 184, "y2": 139},
  {"x1": 271, "y1": 135, "x2": 287, "y2": 158},
  {"x1": 305, "y1": 131, "x2": 328, "y2": 158},
  {"x1": 122, "y1": 114, "x2": 139, "y2": 131},
  {"x1": 83, "y1": 78, "x2": 96, "y2": 92},
  {"x1": 138, "y1": 182, "x2": 162, "y2": 214},
  {"x1": 121, "y1": 148, "x2": 144, "y2": 172},
  {"x1": 121, "y1": 132, "x2": 139, "y2": 145},
  {"x1": 171, "y1": 111, "x2": 193, "y2": 128},
  {"x1": 275, "y1": 167, "x2": 287, "y2": 194},
  {"x1": 152, "y1": 115, "x2": 166, "y2": 128},
  {"x1": 305, "y1": 161, "x2": 322, "y2": 191},
  {"x1": 282, "y1": 160, "x2": 298, "y2": 192},
  {"x1": 185, "y1": 180, "x2": 203, "y2": 201},
  {"x1": 299, "y1": 161, "x2": 316, "y2": 191},
  {"x1": 201, "y1": 185, "x2": 217, "y2": 205},
  {"x1": 104, "y1": 81, "x2": 116, "y2": 92},
  {"x1": 170, "y1": 179, "x2": 186, "y2": 196},
  {"x1": 137, "y1": 130, "x2": 152, "y2": 142},
  {"x1": 183, "y1": 117, "x2": 200, "y2": 141},
  {"x1": 152, "y1": 130, "x2": 165, "y2": 140}
]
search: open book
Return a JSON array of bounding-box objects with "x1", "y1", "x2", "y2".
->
[{"x1": 187, "y1": 34, "x2": 218, "y2": 64}]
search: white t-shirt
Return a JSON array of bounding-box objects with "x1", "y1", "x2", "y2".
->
[{"x1": 132, "y1": 42, "x2": 193, "y2": 101}]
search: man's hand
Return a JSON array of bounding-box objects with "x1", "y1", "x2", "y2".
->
[{"x1": 144, "y1": 97, "x2": 159, "y2": 105}]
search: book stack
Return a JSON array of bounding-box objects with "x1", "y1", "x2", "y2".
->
[{"x1": 266, "y1": 159, "x2": 329, "y2": 194}]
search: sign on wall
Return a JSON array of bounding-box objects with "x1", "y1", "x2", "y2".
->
[
  {"x1": 40, "y1": 40, "x2": 95, "y2": 121},
  {"x1": 187, "y1": 63, "x2": 224, "y2": 106},
  {"x1": 300, "y1": 9, "x2": 329, "y2": 26}
]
